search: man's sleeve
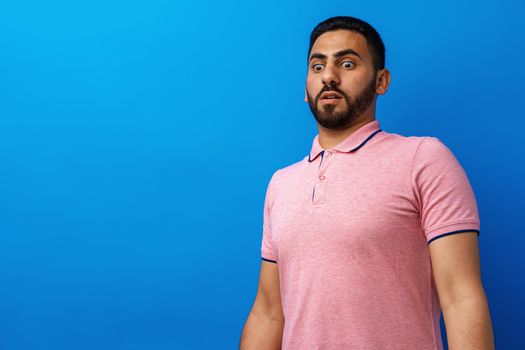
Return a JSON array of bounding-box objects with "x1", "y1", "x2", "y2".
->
[
  {"x1": 261, "y1": 171, "x2": 279, "y2": 263},
  {"x1": 411, "y1": 137, "x2": 480, "y2": 244}
]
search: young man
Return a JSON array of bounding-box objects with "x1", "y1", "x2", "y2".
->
[{"x1": 240, "y1": 16, "x2": 495, "y2": 350}]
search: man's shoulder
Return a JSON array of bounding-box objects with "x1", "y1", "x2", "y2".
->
[
  {"x1": 380, "y1": 129, "x2": 428, "y2": 148},
  {"x1": 382, "y1": 131, "x2": 464, "y2": 175},
  {"x1": 265, "y1": 155, "x2": 310, "y2": 189}
]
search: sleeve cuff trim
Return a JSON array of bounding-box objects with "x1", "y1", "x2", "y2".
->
[
  {"x1": 261, "y1": 257, "x2": 278, "y2": 264},
  {"x1": 427, "y1": 229, "x2": 480, "y2": 245}
]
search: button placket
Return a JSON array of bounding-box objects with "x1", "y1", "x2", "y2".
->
[{"x1": 312, "y1": 151, "x2": 332, "y2": 205}]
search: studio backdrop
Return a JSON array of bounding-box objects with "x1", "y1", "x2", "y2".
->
[{"x1": 0, "y1": 0, "x2": 523, "y2": 349}]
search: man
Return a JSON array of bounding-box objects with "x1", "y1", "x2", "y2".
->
[{"x1": 240, "y1": 16, "x2": 495, "y2": 350}]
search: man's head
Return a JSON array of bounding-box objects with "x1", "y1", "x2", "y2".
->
[{"x1": 305, "y1": 16, "x2": 390, "y2": 130}]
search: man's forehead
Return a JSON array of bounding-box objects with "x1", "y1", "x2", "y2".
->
[{"x1": 310, "y1": 30, "x2": 368, "y2": 58}]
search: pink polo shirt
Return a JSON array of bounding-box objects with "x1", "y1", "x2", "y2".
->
[{"x1": 260, "y1": 119, "x2": 480, "y2": 349}]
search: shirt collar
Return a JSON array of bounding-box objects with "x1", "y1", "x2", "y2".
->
[{"x1": 308, "y1": 119, "x2": 383, "y2": 162}]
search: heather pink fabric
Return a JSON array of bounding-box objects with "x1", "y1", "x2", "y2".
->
[{"x1": 260, "y1": 119, "x2": 480, "y2": 350}]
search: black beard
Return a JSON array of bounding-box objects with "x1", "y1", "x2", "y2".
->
[{"x1": 307, "y1": 74, "x2": 377, "y2": 130}]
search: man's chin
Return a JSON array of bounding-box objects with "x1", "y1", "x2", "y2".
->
[
  {"x1": 315, "y1": 115, "x2": 349, "y2": 129},
  {"x1": 316, "y1": 106, "x2": 361, "y2": 127},
  {"x1": 316, "y1": 109, "x2": 348, "y2": 122}
]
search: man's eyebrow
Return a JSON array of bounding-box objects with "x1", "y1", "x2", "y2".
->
[
  {"x1": 334, "y1": 48, "x2": 362, "y2": 59},
  {"x1": 309, "y1": 48, "x2": 362, "y2": 62}
]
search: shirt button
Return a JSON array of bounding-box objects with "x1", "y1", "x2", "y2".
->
[
  {"x1": 319, "y1": 174, "x2": 326, "y2": 180},
  {"x1": 325, "y1": 152, "x2": 331, "y2": 158}
]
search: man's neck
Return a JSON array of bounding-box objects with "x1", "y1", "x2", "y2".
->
[{"x1": 317, "y1": 115, "x2": 376, "y2": 150}]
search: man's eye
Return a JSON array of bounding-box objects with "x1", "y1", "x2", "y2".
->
[
  {"x1": 342, "y1": 61, "x2": 355, "y2": 69},
  {"x1": 312, "y1": 64, "x2": 323, "y2": 72}
]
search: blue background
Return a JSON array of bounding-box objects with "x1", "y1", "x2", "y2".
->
[{"x1": 1, "y1": 0, "x2": 523, "y2": 349}]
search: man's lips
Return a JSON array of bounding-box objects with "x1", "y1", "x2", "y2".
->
[{"x1": 319, "y1": 91, "x2": 344, "y2": 105}]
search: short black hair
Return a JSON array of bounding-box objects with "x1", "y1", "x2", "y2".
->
[{"x1": 308, "y1": 16, "x2": 385, "y2": 71}]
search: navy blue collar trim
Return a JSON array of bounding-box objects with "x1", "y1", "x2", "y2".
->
[{"x1": 308, "y1": 129, "x2": 383, "y2": 162}]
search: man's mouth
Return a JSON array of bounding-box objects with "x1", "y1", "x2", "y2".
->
[{"x1": 319, "y1": 91, "x2": 343, "y2": 105}]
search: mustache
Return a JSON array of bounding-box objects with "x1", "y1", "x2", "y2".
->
[{"x1": 316, "y1": 83, "x2": 348, "y2": 102}]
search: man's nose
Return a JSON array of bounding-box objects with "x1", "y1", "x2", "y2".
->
[{"x1": 322, "y1": 65, "x2": 340, "y2": 86}]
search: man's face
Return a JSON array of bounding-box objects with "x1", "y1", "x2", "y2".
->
[{"x1": 305, "y1": 30, "x2": 378, "y2": 130}]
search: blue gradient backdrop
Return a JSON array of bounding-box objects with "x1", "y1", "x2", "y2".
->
[{"x1": 0, "y1": 1, "x2": 523, "y2": 349}]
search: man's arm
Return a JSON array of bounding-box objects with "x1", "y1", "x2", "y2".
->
[
  {"x1": 239, "y1": 260, "x2": 284, "y2": 350},
  {"x1": 429, "y1": 231, "x2": 495, "y2": 350}
]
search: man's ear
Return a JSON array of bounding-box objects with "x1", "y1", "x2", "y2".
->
[
  {"x1": 304, "y1": 88, "x2": 308, "y2": 103},
  {"x1": 375, "y1": 68, "x2": 391, "y2": 95}
]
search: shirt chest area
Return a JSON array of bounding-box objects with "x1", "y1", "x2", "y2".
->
[{"x1": 270, "y1": 152, "x2": 420, "y2": 258}]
